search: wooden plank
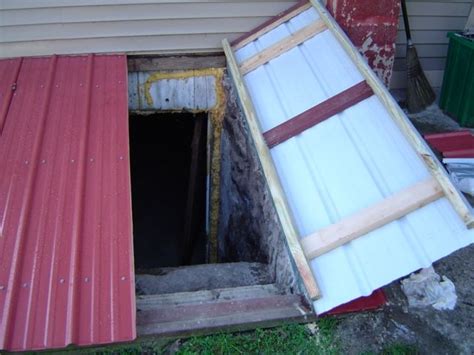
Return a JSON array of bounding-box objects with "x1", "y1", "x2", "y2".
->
[
  {"x1": 231, "y1": 0, "x2": 312, "y2": 50},
  {"x1": 239, "y1": 19, "x2": 327, "y2": 75},
  {"x1": 223, "y1": 39, "x2": 321, "y2": 300},
  {"x1": 310, "y1": 0, "x2": 474, "y2": 228},
  {"x1": 128, "y1": 55, "x2": 226, "y2": 71},
  {"x1": 137, "y1": 294, "x2": 314, "y2": 337},
  {"x1": 182, "y1": 116, "x2": 204, "y2": 264},
  {"x1": 264, "y1": 81, "x2": 373, "y2": 148},
  {"x1": 137, "y1": 284, "x2": 282, "y2": 309},
  {"x1": 138, "y1": 295, "x2": 308, "y2": 324},
  {"x1": 301, "y1": 178, "x2": 445, "y2": 260}
]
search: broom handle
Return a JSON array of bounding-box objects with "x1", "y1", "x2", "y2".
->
[{"x1": 401, "y1": 0, "x2": 412, "y2": 43}]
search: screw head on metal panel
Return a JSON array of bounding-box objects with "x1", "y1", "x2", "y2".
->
[
  {"x1": 59, "y1": 278, "x2": 65, "y2": 284},
  {"x1": 22, "y1": 283, "x2": 28, "y2": 288},
  {"x1": 121, "y1": 276, "x2": 126, "y2": 281},
  {"x1": 90, "y1": 158, "x2": 94, "y2": 162},
  {"x1": 84, "y1": 277, "x2": 89, "y2": 283},
  {"x1": 0, "y1": 286, "x2": 5, "y2": 291}
]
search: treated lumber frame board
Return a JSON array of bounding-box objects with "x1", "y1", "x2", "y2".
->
[
  {"x1": 231, "y1": 0, "x2": 312, "y2": 50},
  {"x1": 309, "y1": 0, "x2": 474, "y2": 228},
  {"x1": 223, "y1": 39, "x2": 321, "y2": 301},
  {"x1": 264, "y1": 81, "x2": 373, "y2": 148},
  {"x1": 239, "y1": 19, "x2": 327, "y2": 75},
  {"x1": 301, "y1": 178, "x2": 444, "y2": 260}
]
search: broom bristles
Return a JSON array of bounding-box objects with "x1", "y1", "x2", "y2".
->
[{"x1": 406, "y1": 45, "x2": 436, "y2": 113}]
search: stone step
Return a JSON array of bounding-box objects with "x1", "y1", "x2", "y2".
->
[{"x1": 135, "y1": 262, "x2": 272, "y2": 295}]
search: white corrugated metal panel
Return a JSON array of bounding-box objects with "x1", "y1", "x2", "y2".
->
[
  {"x1": 128, "y1": 72, "x2": 216, "y2": 111},
  {"x1": 233, "y1": 6, "x2": 473, "y2": 313},
  {"x1": 0, "y1": 0, "x2": 298, "y2": 58},
  {"x1": 391, "y1": 0, "x2": 471, "y2": 89}
]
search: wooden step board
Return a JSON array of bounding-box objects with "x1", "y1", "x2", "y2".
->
[
  {"x1": 136, "y1": 284, "x2": 314, "y2": 336},
  {"x1": 224, "y1": 0, "x2": 474, "y2": 312}
]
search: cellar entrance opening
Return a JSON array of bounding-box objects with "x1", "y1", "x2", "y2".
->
[{"x1": 130, "y1": 112, "x2": 208, "y2": 270}]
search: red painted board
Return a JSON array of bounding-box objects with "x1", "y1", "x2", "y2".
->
[
  {"x1": 0, "y1": 54, "x2": 136, "y2": 351},
  {"x1": 425, "y1": 131, "x2": 474, "y2": 158},
  {"x1": 263, "y1": 81, "x2": 373, "y2": 148},
  {"x1": 324, "y1": 289, "x2": 387, "y2": 316}
]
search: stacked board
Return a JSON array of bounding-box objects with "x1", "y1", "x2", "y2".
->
[{"x1": 223, "y1": 0, "x2": 474, "y2": 313}]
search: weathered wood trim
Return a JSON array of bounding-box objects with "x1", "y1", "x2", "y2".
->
[
  {"x1": 309, "y1": 0, "x2": 474, "y2": 228},
  {"x1": 223, "y1": 39, "x2": 321, "y2": 300},
  {"x1": 264, "y1": 81, "x2": 373, "y2": 148},
  {"x1": 239, "y1": 20, "x2": 326, "y2": 75},
  {"x1": 301, "y1": 178, "x2": 444, "y2": 260},
  {"x1": 127, "y1": 54, "x2": 226, "y2": 71},
  {"x1": 231, "y1": 0, "x2": 312, "y2": 50},
  {"x1": 137, "y1": 293, "x2": 314, "y2": 337}
]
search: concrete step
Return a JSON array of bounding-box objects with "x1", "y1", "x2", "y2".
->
[{"x1": 135, "y1": 262, "x2": 273, "y2": 295}]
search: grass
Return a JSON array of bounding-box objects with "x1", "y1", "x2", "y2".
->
[
  {"x1": 22, "y1": 319, "x2": 421, "y2": 355},
  {"x1": 360, "y1": 343, "x2": 420, "y2": 355},
  {"x1": 381, "y1": 344, "x2": 420, "y2": 355},
  {"x1": 32, "y1": 319, "x2": 339, "y2": 354},
  {"x1": 176, "y1": 319, "x2": 339, "y2": 355}
]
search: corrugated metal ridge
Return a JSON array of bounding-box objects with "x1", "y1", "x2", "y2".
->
[
  {"x1": 0, "y1": 54, "x2": 135, "y2": 351},
  {"x1": 225, "y1": 3, "x2": 474, "y2": 313}
]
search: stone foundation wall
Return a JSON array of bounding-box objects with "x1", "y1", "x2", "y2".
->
[{"x1": 217, "y1": 74, "x2": 304, "y2": 295}]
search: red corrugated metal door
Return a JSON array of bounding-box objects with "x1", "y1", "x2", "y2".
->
[{"x1": 0, "y1": 54, "x2": 136, "y2": 351}]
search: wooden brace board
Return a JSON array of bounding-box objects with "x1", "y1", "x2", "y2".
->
[
  {"x1": 223, "y1": 40, "x2": 321, "y2": 301},
  {"x1": 239, "y1": 20, "x2": 327, "y2": 75},
  {"x1": 301, "y1": 178, "x2": 444, "y2": 259},
  {"x1": 263, "y1": 81, "x2": 373, "y2": 148}
]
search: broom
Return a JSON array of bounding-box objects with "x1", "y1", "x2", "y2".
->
[{"x1": 401, "y1": 0, "x2": 436, "y2": 113}]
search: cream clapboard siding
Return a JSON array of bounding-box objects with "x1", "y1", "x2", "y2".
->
[
  {"x1": 391, "y1": 0, "x2": 472, "y2": 89},
  {"x1": 1, "y1": 0, "x2": 470, "y2": 89},
  {"x1": 0, "y1": 0, "x2": 298, "y2": 58}
]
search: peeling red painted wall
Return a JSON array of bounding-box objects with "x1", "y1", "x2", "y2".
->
[{"x1": 326, "y1": 0, "x2": 400, "y2": 86}]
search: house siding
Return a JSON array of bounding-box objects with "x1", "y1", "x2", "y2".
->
[
  {"x1": 0, "y1": 0, "x2": 297, "y2": 58},
  {"x1": 391, "y1": 0, "x2": 472, "y2": 88}
]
